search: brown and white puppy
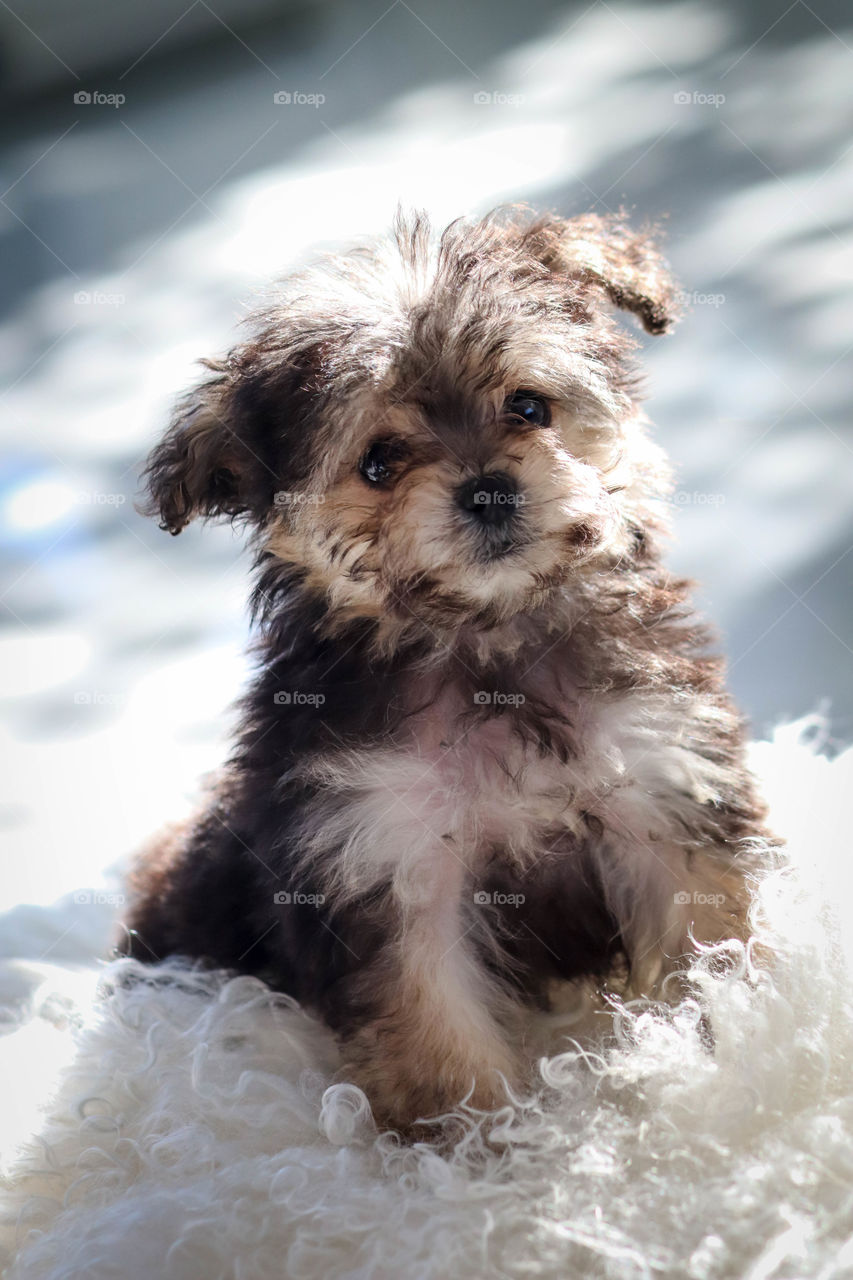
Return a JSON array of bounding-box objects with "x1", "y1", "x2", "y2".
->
[{"x1": 122, "y1": 208, "x2": 769, "y2": 1135}]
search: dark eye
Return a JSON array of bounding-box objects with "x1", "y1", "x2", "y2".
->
[
  {"x1": 358, "y1": 438, "x2": 408, "y2": 485},
  {"x1": 504, "y1": 391, "x2": 551, "y2": 429}
]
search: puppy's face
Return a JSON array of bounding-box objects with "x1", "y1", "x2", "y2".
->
[{"x1": 145, "y1": 210, "x2": 679, "y2": 634}]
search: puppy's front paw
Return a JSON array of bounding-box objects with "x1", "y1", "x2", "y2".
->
[{"x1": 341, "y1": 1024, "x2": 516, "y2": 1137}]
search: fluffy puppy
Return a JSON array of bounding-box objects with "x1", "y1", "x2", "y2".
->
[{"x1": 122, "y1": 207, "x2": 769, "y2": 1135}]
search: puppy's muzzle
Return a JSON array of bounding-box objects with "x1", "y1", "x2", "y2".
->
[{"x1": 456, "y1": 471, "x2": 523, "y2": 558}]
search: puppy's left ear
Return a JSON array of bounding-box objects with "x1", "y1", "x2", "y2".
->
[
  {"x1": 142, "y1": 363, "x2": 271, "y2": 535},
  {"x1": 522, "y1": 211, "x2": 680, "y2": 336}
]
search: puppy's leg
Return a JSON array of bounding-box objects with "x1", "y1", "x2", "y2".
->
[
  {"x1": 120, "y1": 797, "x2": 280, "y2": 977},
  {"x1": 599, "y1": 836, "x2": 760, "y2": 995},
  {"x1": 334, "y1": 860, "x2": 522, "y2": 1135}
]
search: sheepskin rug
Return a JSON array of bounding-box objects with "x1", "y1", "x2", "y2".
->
[{"x1": 1, "y1": 721, "x2": 852, "y2": 1280}]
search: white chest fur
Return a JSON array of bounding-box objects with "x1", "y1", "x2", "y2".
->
[{"x1": 297, "y1": 683, "x2": 732, "y2": 916}]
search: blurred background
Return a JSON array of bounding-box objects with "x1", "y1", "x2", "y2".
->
[{"x1": 0, "y1": 0, "x2": 851, "y2": 982}]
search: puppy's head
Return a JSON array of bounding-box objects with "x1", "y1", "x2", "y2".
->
[{"x1": 144, "y1": 208, "x2": 679, "y2": 636}]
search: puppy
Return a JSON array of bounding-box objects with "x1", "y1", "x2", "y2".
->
[{"x1": 122, "y1": 207, "x2": 769, "y2": 1135}]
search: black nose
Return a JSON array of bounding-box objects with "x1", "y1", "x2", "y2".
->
[{"x1": 456, "y1": 472, "x2": 520, "y2": 527}]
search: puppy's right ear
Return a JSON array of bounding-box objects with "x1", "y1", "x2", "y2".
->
[
  {"x1": 143, "y1": 365, "x2": 260, "y2": 535},
  {"x1": 519, "y1": 211, "x2": 681, "y2": 336}
]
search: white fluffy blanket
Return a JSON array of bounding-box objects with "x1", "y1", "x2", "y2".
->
[{"x1": 1, "y1": 723, "x2": 851, "y2": 1280}]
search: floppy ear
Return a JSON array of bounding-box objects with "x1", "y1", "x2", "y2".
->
[
  {"x1": 520, "y1": 211, "x2": 680, "y2": 336},
  {"x1": 143, "y1": 363, "x2": 270, "y2": 536}
]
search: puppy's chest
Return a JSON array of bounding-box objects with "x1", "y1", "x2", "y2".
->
[
  {"x1": 308, "y1": 673, "x2": 709, "y2": 875},
  {"x1": 410, "y1": 695, "x2": 585, "y2": 857}
]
